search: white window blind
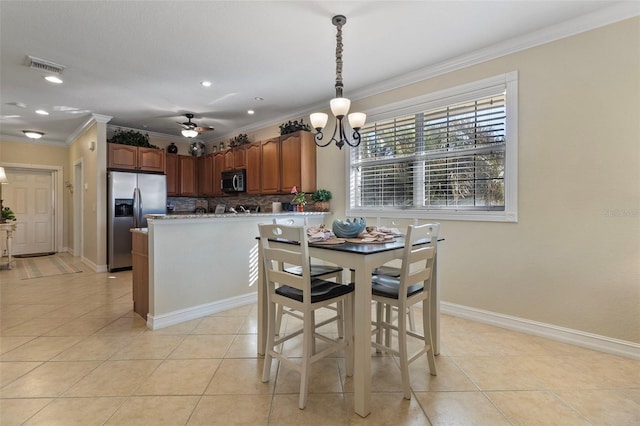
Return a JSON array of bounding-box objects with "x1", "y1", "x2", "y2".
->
[{"x1": 348, "y1": 72, "x2": 518, "y2": 222}]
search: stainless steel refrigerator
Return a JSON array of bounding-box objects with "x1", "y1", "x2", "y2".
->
[{"x1": 108, "y1": 171, "x2": 166, "y2": 272}]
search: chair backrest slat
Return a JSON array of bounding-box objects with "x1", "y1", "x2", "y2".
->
[
  {"x1": 259, "y1": 223, "x2": 312, "y2": 295},
  {"x1": 398, "y1": 223, "x2": 439, "y2": 298}
]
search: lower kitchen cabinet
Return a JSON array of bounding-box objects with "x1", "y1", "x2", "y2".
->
[{"x1": 131, "y1": 230, "x2": 149, "y2": 320}]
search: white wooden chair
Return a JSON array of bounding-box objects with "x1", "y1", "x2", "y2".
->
[
  {"x1": 259, "y1": 223, "x2": 354, "y2": 409},
  {"x1": 371, "y1": 223, "x2": 439, "y2": 399},
  {"x1": 373, "y1": 217, "x2": 419, "y2": 334},
  {"x1": 272, "y1": 218, "x2": 344, "y2": 338}
]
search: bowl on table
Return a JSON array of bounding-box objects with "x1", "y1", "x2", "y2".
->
[{"x1": 332, "y1": 218, "x2": 366, "y2": 238}]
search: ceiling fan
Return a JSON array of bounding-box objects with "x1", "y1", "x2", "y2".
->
[{"x1": 178, "y1": 113, "x2": 214, "y2": 138}]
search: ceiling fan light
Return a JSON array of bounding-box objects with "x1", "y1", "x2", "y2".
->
[
  {"x1": 310, "y1": 113, "x2": 328, "y2": 130},
  {"x1": 182, "y1": 129, "x2": 198, "y2": 138},
  {"x1": 23, "y1": 130, "x2": 44, "y2": 139},
  {"x1": 348, "y1": 112, "x2": 366, "y2": 129},
  {"x1": 330, "y1": 97, "x2": 350, "y2": 117}
]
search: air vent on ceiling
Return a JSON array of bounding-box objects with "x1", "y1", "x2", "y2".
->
[{"x1": 25, "y1": 55, "x2": 65, "y2": 74}]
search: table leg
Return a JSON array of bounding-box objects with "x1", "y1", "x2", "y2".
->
[
  {"x1": 5, "y1": 228, "x2": 14, "y2": 270},
  {"x1": 353, "y1": 260, "x2": 373, "y2": 417}
]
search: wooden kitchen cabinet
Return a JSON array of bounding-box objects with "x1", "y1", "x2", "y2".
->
[
  {"x1": 212, "y1": 152, "x2": 224, "y2": 196},
  {"x1": 245, "y1": 142, "x2": 261, "y2": 194},
  {"x1": 280, "y1": 131, "x2": 317, "y2": 193},
  {"x1": 108, "y1": 144, "x2": 165, "y2": 173},
  {"x1": 197, "y1": 154, "x2": 213, "y2": 196},
  {"x1": 260, "y1": 137, "x2": 280, "y2": 194},
  {"x1": 166, "y1": 154, "x2": 197, "y2": 196},
  {"x1": 131, "y1": 230, "x2": 149, "y2": 320},
  {"x1": 222, "y1": 146, "x2": 246, "y2": 171},
  {"x1": 233, "y1": 146, "x2": 246, "y2": 169},
  {"x1": 223, "y1": 149, "x2": 234, "y2": 171}
]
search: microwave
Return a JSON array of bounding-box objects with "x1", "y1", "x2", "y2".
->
[{"x1": 221, "y1": 169, "x2": 246, "y2": 193}]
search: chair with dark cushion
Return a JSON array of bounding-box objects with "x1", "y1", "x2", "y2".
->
[
  {"x1": 371, "y1": 223, "x2": 439, "y2": 400},
  {"x1": 259, "y1": 223, "x2": 354, "y2": 409},
  {"x1": 272, "y1": 218, "x2": 345, "y2": 338}
]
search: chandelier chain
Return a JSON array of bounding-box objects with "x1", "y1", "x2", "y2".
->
[{"x1": 335, "y1": 23, "x2": 343, "y2": 97}]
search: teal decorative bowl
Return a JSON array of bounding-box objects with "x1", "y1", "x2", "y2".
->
[{"x1": 332, "y1": 218, "x2": 366, "y2": 238}]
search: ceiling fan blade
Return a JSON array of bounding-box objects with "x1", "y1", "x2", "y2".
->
[{"x1": 195, "y1": 126, "x2": 214, "y2": 132}]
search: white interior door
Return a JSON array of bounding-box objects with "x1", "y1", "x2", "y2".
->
[{"x1": 3, "y1": 169, "x2": 55, "y2": 255}]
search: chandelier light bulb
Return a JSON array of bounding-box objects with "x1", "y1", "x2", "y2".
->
[
  {"x1": 330, "y1": 98, "x2": 351, "y2": 117},
  {"x1": 310, "y1": 113, "x2": 329, "y2": 130},
  {"x1": 348, "y1": 112, "x2": 366, "y2": 129}
]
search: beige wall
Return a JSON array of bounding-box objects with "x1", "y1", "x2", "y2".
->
[{"x1": 316, "y1": 18, "x2": 638, "y2": 343}]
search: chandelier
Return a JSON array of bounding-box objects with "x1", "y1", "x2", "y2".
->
[{"x1": 310, "y1": 15, "x2": 366, "y2": 149}]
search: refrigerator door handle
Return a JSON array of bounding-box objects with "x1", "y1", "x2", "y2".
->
[
  {"x1": 137, "y1": 188, "x2": 143, "y2": 226},
  {"x1": 132, "y1": 188, "x2": 139, "y2": 228}
]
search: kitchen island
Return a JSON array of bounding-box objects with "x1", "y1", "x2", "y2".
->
[{"x1": 140, "y1": 212, "x2": 327, "y2": 329}]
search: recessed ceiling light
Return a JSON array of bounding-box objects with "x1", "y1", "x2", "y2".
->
[
  {"x1": 35, "y1": 109, "x2": 49, "y2": 115},
  {"x1": 201, "y1": 81, "x2": 212, "y2": 87},
  {"x1": 22, "y1": 130, "x2": 44, "y2": 139},
  {"x1": 44, "y1": 75, "x2": 63, "y2": 84},
  {"x1": 247, "y1": 110, "x2": 255, "y2": 115},
  {"x1": 254, "y1": 97, "x2": 264, "y2": 101}
]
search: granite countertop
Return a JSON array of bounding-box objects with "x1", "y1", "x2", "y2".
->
[{"x1": 147, "y1": 212, "x2": 330, "y2": 220}]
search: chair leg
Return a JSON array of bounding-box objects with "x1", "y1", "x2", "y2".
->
[
  {"x1": 423, "y1": 299, "x2": 437, "y2": 376},
  {"x1": 397, "y1": 305, "x2": 412, "y2": 399},
  {"x1": 384, "y1": 303, "x2": 392, "y2": 348},
  {"x1": 336, "y1": 301, "x2": 344, "y2": 339},
  {"x1": 262, "y1": 301, "x2": 276, "y2": 383},
  {"x1": 299, "y1": 309, "x2": 314, "y2": 409},
  {"x1": 275, "y1": 304, "x2": 284, "y2": 336},
  {"x1": 310, "y1": 310, "x2": 316, "y2": 355},
  {"x1": 375, "y1": 301, "x2": 383, "y2": 353},
  {"x1": 407, "y1": 306, "x2": 416, "y2": 332}
]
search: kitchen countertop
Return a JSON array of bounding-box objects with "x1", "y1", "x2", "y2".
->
[{"x1": 147, "y1": 212, "x2": 330, "y2": 220}]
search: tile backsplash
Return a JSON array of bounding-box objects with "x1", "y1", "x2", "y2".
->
[{"x1": 167, "y1": 195, "x2": 302, "y2": 213}]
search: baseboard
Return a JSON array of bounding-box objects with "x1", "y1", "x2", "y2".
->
[
  {"x1": 147, "y1": 292, "x2": 257, "y2": 330},
  {"x1": 441, "y1": 302, "x2": 640, "y2": 360},
  {"x1": 79, "y1": 256, "x2": 107, "y2": 273}
]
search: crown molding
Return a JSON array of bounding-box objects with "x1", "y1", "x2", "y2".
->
[
  {"x1": 106, "y1": 124, "x2": 202, "y2": 144},
  {"x1": 65, "y1": 113, "x2": 113, "y2": 145},
  {"x1": 348, "y1": 1, "x2": 640, "y2": 102}
]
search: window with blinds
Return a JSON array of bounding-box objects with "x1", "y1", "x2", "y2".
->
[{"x1": 348, "y1": 72, "x2": 518, "y2": 222}]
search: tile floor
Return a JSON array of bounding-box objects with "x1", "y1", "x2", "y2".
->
[{"x1": 1, "y1": 254, "x2": 638, "y2": 425}]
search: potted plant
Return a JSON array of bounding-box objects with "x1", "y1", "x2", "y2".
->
[
  {"x1": 290, "y1": 186, "x2": 307, "y2": 211},
  {"x1": 1, "y1": 206, "x2": 16, "y2": 223},
  {"x1": 312, "y1": 189, "x2": 332, "y2": 212}
]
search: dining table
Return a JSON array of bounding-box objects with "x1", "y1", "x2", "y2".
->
[{"x1": 257, "y1": 234, "x2": 443, "y2": 418}]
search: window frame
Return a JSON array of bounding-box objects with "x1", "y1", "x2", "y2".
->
[{"x1": 346, "y1": 71, "x2": 518, "y2": 222}]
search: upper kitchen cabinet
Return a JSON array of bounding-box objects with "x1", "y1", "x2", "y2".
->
[
  {"x1": 197, "y1": 154, "x2": 214, "y2": 196},
  {"x1": 212, "y1": 152, "x2": 224, "y2": 196},
  {"x1": 166, "y1": 154, "x2": 197, "y2": 196},
  {"x1": 245, "y1": 142, "x2": 261, "y2": 194},
  {"x1": 108, "y1": 144, "x2": 165, "y2": 173},
  {"x1": 280, "y1": 131, "x2": 316, "y2": 193},
  {"x1": 223, "y1": 146, "x2": 247, "y2": 171},
  {"x1": 260, "y1": 137, "x2": 280, "y2": 194}
]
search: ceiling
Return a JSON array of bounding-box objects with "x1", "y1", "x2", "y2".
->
[{"x1": 1, "y1": 1, "x2": 637, "y2": 146}]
